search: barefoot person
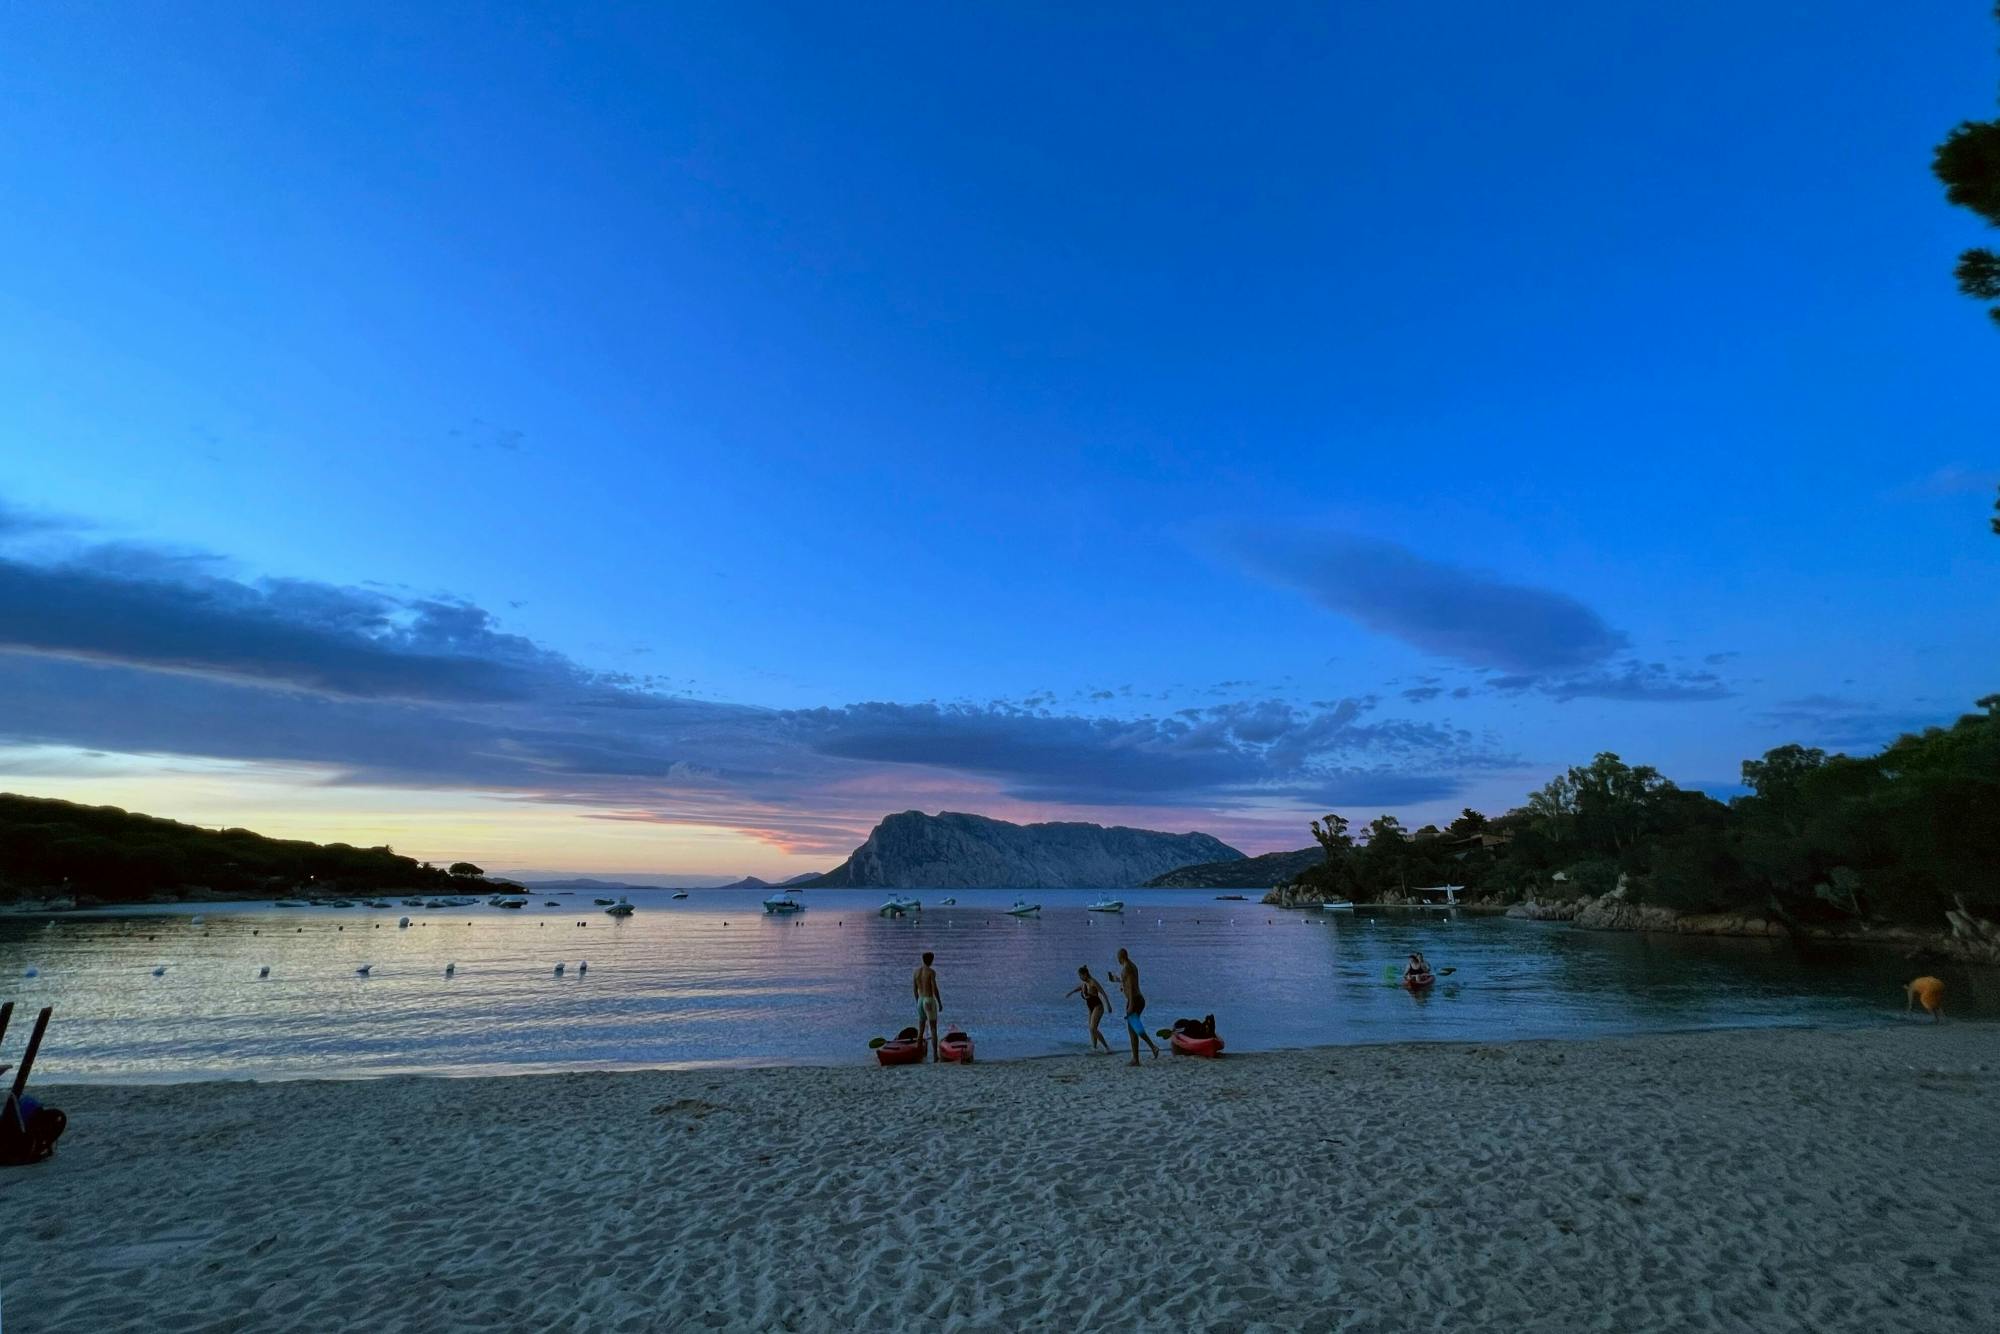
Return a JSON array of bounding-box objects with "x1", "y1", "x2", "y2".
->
[
  {"x1": 913, "y1": 952, "x2": 942, "y2": 1058},
  {"x1": 1108, "y1": 948, "x2": 1159, "y2": 1065},
  {"x1": 1065, "y1": 964, "x2": 1113, "y2": 1052}
]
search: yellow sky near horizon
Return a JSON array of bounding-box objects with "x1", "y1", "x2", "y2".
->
[{"x1": 0, "y1": 746, "x2": 828, "y2": 879}]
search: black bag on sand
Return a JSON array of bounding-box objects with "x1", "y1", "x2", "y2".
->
[{"x1": 0, "y1": 1102, "x2": 65, "y2": 1166}]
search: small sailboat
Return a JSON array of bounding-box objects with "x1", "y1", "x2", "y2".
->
[
  {"x1": 762, "y1": 891, "x2": 806, "y2": 914},
  {"x1": 1085, "y1": 899, "x2": 1124, "y2": 913},
  {"x1": 1006, "y1": 900, "x2": 1041, "y2": 917}
]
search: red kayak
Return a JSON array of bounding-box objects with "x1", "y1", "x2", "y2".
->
[
  {"x1": 1403, "y1": 973, "x2": 1436, "y2": 991},
  {"x1": 937, "y1": 1031, "x2": 974, "y2": 1063},
  {"x1": 875, "y1": 1037, "x2": 925, "y2": 1066},
  {"x1": 1170, "y1": 1030, "x2": 1224, "y2": 1058}
]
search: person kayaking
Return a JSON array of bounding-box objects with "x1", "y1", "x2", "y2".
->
[
  {"x1": 1065, "y1": 964, "x2": 1113, "y2": 1052},
  {"x1": 913, "y1": 951, "x2": 943, "y2": 1058},
  {"x1": 1403, "y1": 952, "x2": 1434, "y2": 985},
  {"x1": 1108, "y1": 948, "x2": 1159, "y2": 1066}
]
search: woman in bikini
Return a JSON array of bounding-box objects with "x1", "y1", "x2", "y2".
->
[{"x1": 1065, "y1": 964, "x2": 1113, "y2": 1052}]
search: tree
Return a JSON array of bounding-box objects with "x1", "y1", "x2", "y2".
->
[
  {"x1": 1933, "y1": 6, "x2": 2000, "y2": 329},
  {"x1": 448, "y1": 861, "x2": 484, "y2": 878},
  {"x1": 1309, "y1": 814, "x2": 1352, "y2": 864}
]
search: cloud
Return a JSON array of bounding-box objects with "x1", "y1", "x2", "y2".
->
[
  {"x1": 0, "y1": 521, "x2": 1515, "y2": 851},
  {"x1": 1228, "y1": 530, "x2": 1626, "y2": 672},
  {"x1": 1898, "y1": 465, "x2": 1998, "y2": 498},
  {"x1": 1757, "y1": 695, "x2": 1944, "y2": 751},
  {"x1": 1536, "y1": 662, "x2": 1732, "y2": 704},
  {"x1": 0, "y1": 554, "x2": 577, "y2": 703}
]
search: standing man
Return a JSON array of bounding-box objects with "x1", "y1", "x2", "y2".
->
[
  {"x1": 1109, "y1": 947, "x2": 1159, "y2": 1066},
  {"x1": 913, "y1": 951, "x2": 942, "y2": 1059}
]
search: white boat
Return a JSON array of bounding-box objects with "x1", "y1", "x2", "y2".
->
[
  {"x1": 603, "y1": 898, "x2": 635, "y2": 917},
  {"x1": 1085, "y1": 899, "x2": 1124, "y2": 913},
  {"x1": 1006, "y1": 900, "x2": 1041, "y2": 917},
  {"x1": 939, "y1": 897, "x2": 957, "y2": 906},
  {"x1": 496, "y1": 897, "x2": 528, "y2": 909},
  {"x1": 593, "y1": 897, "x2": 617, "y2": 906},
  {"x1": 672, "y1": 891, "x2": 689, "y2": 900},
  {"x1": 400, "y1": 898, "x2": 425, "y2": 908},
  {"x1": 1319, "y1": 900, "x2": 1356, "y2": 912},
  {"x1": 878, "y1": 895, "x2": 921, "y2": 918},
  {"x1": 762, "y1": 892, "x2": 806, "y2": 914},
  {"x1": 1413, "y1": 885, "x2": 1464, "y2": 910}
]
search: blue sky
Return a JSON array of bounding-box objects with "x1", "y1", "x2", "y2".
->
[{"x1": 2, "y1": 3, "x2": 1996, "y2": 875}]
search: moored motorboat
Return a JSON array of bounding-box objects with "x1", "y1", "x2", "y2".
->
[
  {"x1": 1006, "y1": 900, "x2": 1041, "y2": 917},
  {"x1": 603, "y1": 898, "x2": 635, "y2": 917},
  {"x1": 672, "y1": 891, "x2": 689, "y2": 900},
  {"x1": 1319, "y1": 900, "x2": 1355, "y2": 912},
  {"x1": 878, "y1": 895, "x2": 921, "y2": 918},
  {"x1": 274, "y1": 899, "x2": 309, "y2": 908},
  {"x1": 1086, "y1": 899, "x2": 1124, "y2": 913},
  {"x1": 593, "y1": 897, "x2": 617, "y2": 906},
  {"x1": 762, "y1": 891, "x2": 806, "y2": 914}
]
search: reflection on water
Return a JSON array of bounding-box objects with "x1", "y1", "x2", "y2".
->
[{"x1": 0, "y1": 887, "x2": 1978, "y2": 1081}]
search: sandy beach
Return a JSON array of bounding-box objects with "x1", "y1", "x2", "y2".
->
[{"x1": 6, "y1": 1024, "x2": 1998, "y2": 1332}]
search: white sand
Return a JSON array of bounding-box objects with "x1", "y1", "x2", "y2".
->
[{"x1": 6, "y1": 1025, "x2": 1998, "y2": 1332}]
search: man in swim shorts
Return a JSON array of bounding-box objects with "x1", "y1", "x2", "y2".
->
[
  {"x1": 913, "y1": 951, "x2": 942, "y2": 1058},
  {"x1": 1110, "y1": 947, "x2": 1159, "y2": 1066}
]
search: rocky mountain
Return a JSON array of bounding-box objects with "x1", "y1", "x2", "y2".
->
[
  {"x1": 1144, "y1": 846, "x2": 1322, "y2": 889},
  {"x1": 805, "y1": 810, "x2": 1243, "y2": 889}
]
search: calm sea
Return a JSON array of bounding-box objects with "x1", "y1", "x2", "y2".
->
[{"x1": 0, "y1": 887, "x2": 1976, "y2": 1082}]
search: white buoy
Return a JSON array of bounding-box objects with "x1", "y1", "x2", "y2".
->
[
  {"x1": 554, "y1": 962, "x2": 565, "y2": 976},
  {"x1": 356, "y1": 964, "x2": 372, "y2": 976},
  {"x1": 152, "y1": 965, "x2": 167, "y2": 976},
  {"x1": 258, "y1": 965, "x2": 270, "y2": 978}
]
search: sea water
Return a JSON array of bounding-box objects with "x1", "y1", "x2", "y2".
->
[{"x1": 0, "y1": 887, "x2": 1975, "y2": 1081}]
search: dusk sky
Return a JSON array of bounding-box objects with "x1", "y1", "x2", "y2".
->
[{"x1": 3, "y1": 3, "x2": 1997, "y2": 878}]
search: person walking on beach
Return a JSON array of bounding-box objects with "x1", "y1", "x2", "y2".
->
[
  {"x1": 1065, "y1": 964, "x2": 1113, "y2": 1052},
  {"x1": 1108, "y1": 948, "x2": 1158, "y2": 1066},
  {"x1": 913, "y1": 951, "x2": 942, "y2": 1058}
]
